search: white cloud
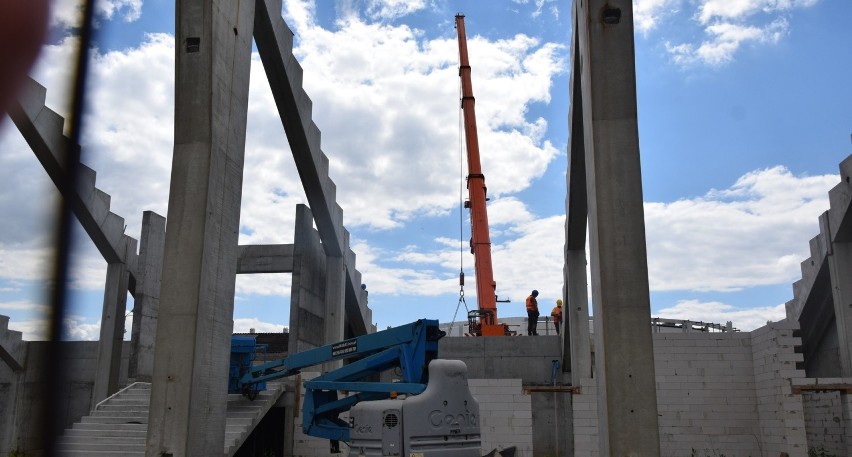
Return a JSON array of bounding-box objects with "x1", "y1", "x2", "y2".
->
[
  {"x1": 365, "y1": 0, "x2": 427, "y2": 21},
  {"x1": 634, "y1": 0, "x2": 680, "y2": 33},
  {"x1": 655, "y1": 299, "x2": 786, "y2": 331},
  {"x1": 361, "y1": 165, "x2": 836, "y2": 320},
  {"x1": 51, "y1": 0, "x2": 143, "y2": 29},
  {"x1": 283, "y1": 1, "x2": 564, "y2": 229},
  {"x1": 696, "y1": 0, "x2": 818, "y2": 25},
  {"x1": 645, "y1": 166, "x2": 835, "y2": 292},
  {"x1": 8, "y1": 319, "x2": 50, "y2": 341},
  {"x1": 643, "y1": 0, "x2": 820, "y2": 66},
  {"x1": 233, "y1": 317, "x2": 289, "y2": 334}
]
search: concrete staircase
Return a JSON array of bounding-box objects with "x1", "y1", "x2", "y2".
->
[{"x1": 55, "y1": 382, "x2": 286, "y2": 457}]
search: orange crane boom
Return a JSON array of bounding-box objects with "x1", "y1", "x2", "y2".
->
[{"x1": 456, "y1": 14, "x2": 509, "y2": 336}]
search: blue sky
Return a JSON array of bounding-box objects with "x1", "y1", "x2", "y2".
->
[{"x1": 0, "y1": 0, "x2": 850, "y2": 340}]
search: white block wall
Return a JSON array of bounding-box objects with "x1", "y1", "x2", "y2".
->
[
  {"x1": 468, "y1": 378, "x2": 533, "y2": 457},
  {"x1": 802, "y1": 391, "x2": 845, "y2": 455},
  {"x1": 573, "y1": 320, "x2": 812, "y2": 457},
  {"x1": 751, "y1": 322, "x2": 808, "y2": 457},
  {"x1": 655, "y1": 331, "x2": 760, "y2": 456},
  {"x1": 572, "y1": 377, "x2": 599, "y2": 457}
]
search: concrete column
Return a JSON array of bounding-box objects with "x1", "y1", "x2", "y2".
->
[
  {"x1": 129, "y1": 211, "x2": 165, "y2": 382},
  {"x1": 564, "y1": 15, "x2": 592, "y2": 383},
  {"x1": 828, "y1": 238, "x2": 852, "y2": 376},
  {"x1": 288, "y1": 204, "x2": 328, "y2": 354},
  {"x1": 145, "y1": 0, "x2": 255, "y2": 455},
  {"x1": 323, "y1": 253, "x2": 345, "y2": 372},
  {"x1": 573, "y1": 0, "x2": 661, "y2": 455},
  {"x1": 92, "y1": 235, "x2": 136, "y2": 408},
  {"x1": 565, "y1": 250, "x2": 591, "y2": 380}
]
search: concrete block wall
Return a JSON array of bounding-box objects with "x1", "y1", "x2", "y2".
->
[
  {"x1": 802, "y1": 391, "x2": 845, "y2": 455},
  {"x1": 655, "y1": 331, "x2": 760, "y2": 456},
  {"x1": 468, "y1": 378, "x2": 533, "y2": 457},
  {"x1": 572, "y1": 377, "x2": 598, "y2": 457},
  {"x1": 751, "y1": 321, "x2": 808, "y2": 457},
  {"x1": 573, "y1": 322, "x2": 813, "y2": 457},
  {"x1": 842, "y1": 393, "x2": 852, "y2": 457}
]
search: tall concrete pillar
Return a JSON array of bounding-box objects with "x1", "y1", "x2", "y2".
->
[
  {"x1": 571, "y1": 0, "x2": 661, "y2": 455},
  {"x1": 129, "y1": 211, "x2": 165, "y2": 382},
  {"x1": 564, "y1": 24, "x2": 592, "y2": 381},
  {"x1": 92, "y1": 235, "x2": 136, "y2": 408},
  {"x1": 145, "y1": 0, "x2": 255, "y2": 455}
]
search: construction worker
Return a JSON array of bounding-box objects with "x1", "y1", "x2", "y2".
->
[
  {"x1": 551, "y1": 299, "x2": 563, "y2": 335},
  {"x1": 525, "y1": 290, "x2": 539, "y2": 336}
]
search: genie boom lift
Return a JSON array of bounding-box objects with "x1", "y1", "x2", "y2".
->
[{"x1": 229, "y1": 319, "x2": 481, "y2": 456}]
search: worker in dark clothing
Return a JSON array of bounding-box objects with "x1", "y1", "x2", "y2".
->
[{"x1": 525, "y1": 290, "x2": 539, "y2": 336}]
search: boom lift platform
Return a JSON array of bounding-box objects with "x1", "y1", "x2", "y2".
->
[{"x1": 229, "y1": 319, "x2": 481, "y2": 455}]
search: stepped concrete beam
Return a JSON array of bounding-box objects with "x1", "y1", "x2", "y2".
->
[
  {"x1": 569, "y1": 0, "x2": 661, "y2": 455},
  {"x1": 563, "y1": 21, "x2": 591, "y2": 381},
  {"x1": 129, "y1": 211, "x2": 166, "y2": 382},
  {"x1": 93, "y1": 235, "x2": 137, "y2": 408},
  {"x1": 253, "y1": 0, "x2": 343, "y2": 256},
  {"x1": 253, "y1": 1, "x2": 368, "y2": 335},
  {"x1": 146, "y1": 0, "x2": 255, "y2": 455},
  {"x1": 9, "y1": 77, "x2": 135, "y2": 268}
]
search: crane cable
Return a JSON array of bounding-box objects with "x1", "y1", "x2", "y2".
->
[{"x1": 450, "y1": 42, "x2": 470, "y2": 336}]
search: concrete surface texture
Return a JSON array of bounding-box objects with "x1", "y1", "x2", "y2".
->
[{"x1": 568, "y1": 0, "x2": 661, "y2": 454}]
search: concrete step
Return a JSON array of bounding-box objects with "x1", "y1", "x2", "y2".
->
[
  {"x1": 72, "y1": 422, "x2": 147, "y2": 432},
  {"x1": 63, "y1": 428, "x2": 147, "y2": 438},
  {"x1": 56, "y1": 449, "x2": 145, "y2": 457},
  {"x1": 56, "y1": 441, "x2": 144, "y2": 452},
  {"x1": 56, "y1": 380, "x2": 285, "y2": 457},
  {"x1": 58, "y1": 436, "x2": 145, "y2": 446},
  {"x1": 81, "y1": 415, "x2": 148, "y2": 424},
  {"x1": 96, "y1": 404, "x2": 150, "y2": 413}
]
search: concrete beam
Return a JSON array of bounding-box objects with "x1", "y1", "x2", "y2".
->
[
  {"x1": 146, "y1": 0, "x2": 255, "y2": 455},
  {"x1": 9, "y1": 77, "x2": 137, "y2": 268},
  {"x1": 129, "y1": 211, "x2": 165, "y2": 382},
  {"x1": 288, "y1": 204, "x2": 328, "y2": 354},
  {"x1": 92, "y1": 235, "x2": 136, "y2": 408},
  {"x1": 253, "y1": 1, "x2": 369, "y2": 336},
  {"x1": 572, "y1": 0, "x2": 661, "y2": 454},
  {"x1": 237, "y1": 244, "x2": 295, "y2": 273},
  {"x1": 253, "y1": 0, "x2": 343, "y2": 257}
]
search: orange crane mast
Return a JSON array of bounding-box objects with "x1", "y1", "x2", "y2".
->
[{"x1": 455, "y1": 14, "x2": 511, "y2": 336}]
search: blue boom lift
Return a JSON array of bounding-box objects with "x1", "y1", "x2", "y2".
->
[{"x1": 229, "y1": 319, "x2": 481, "y2": 455}]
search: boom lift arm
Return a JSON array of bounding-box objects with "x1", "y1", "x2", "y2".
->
[
  {"x1": 456, "y1": 14, "x2": 512, "y2": 336},
  {"x1": 233, "y1": 319, "x2": 445, "y2": 443}
]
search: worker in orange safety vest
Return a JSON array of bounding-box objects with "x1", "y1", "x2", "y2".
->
[
  {"x1": 551, "y1": 299, "x2": 563, "y2": 336},
  {"x1": 525, "y1": 290, "x2": 539, "y2": 336}
]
